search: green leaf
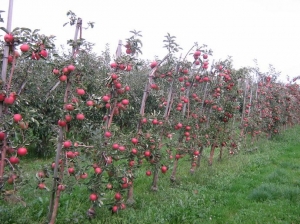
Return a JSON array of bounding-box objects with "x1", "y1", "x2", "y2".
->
[
  {"x1": 136, "y1": 39, "x2": 143, "y2": 47},
  {"x1": 37, "y1": 209, "x2": 43, "y2": 218},
  {"x1": 14, "y1": 132, "x2": 20, "y2": 142},
  {"x1": 31, "y1": 117, "x2": 40, "y2": 127},
  {"x1": 20, "y1": 27, "x2": 31, "y2": 32},
  {"x1": 0, "y1": 27, "x2": 9, "y2": 33},
  {"x1": 12, "y1": 27, "x2": 20, "y2": 32},
  {"x1": 38, "y1": 197, "x2": 43, "y2": 203}
]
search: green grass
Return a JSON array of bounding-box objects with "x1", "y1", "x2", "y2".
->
[{"x1": 1, "y1": 126, "x2": 300, "y2": 223}]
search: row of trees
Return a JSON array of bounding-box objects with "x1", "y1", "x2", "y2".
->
[{"x1": 1, "y1": 8, "x2": 300, "y2": 223}]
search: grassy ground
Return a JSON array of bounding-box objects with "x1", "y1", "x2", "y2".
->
[{"x1": 1, "y1": 126, "x2": 300, "y2": 224}]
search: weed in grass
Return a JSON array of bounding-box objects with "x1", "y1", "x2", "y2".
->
[
  {"x1": 266, "y1": 169, "x2": 289, "y2": 184},
  {"x1": 281, "y1": 185, "x2": 300, "y2": 202},
  {"x1": 248, "y1": 183, "x2": 279, "y2": 201},
  {"x1": 280, "y1": 161, "x2": 300, "y2": 170},
  {"x1": 249, "y1": 183, "x2": 300, "y2": 203}
]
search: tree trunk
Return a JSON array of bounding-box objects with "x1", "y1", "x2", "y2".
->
[
  {"x1": 208, "y1": 144, "x2": 216, "y2": 166},
  {"x1": 151, "y1": 165, "x2": 159, "y2": 191},
  {"x1": 196, "y1": 146, "x2": 204, "y2": 168},
  {"x1": 218, "y1": 146, "x2": 223, "y2": 161},
  {"x1": 47, "y1": 127, "x2": 64, "y2": 223},
  {"x1": 49, "y1": 189, "x2": 62, "y2": 224},
  {"x1": 0, "y1": 140, "x2": 8, "y2": 188},
  {"x1": 126, "y1": 179, "x2": 135, "y2": 205},
  {"x1": 47, "y1": 18, "x2": 82, "y2": 224},
  {"x1": 170, "y1": 158, "x2": 179, "y2": 182}
]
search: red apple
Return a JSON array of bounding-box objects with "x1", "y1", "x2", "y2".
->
[
  {"x1": 194, "y1": 150, "x2": 200, "y2": 156},
  {"x1": 57, "y1": 184, "x2": 66, "y2": 191},
  {"x1": 114, "y1": 192, "x2": 122, "y2": 201},
  {"x1": 58, "y1": 120, "x2": 67, "y2": 127},
  {"x1": 67, "y1": 64, "x2": 75, "y2": 72},
  {"x1": 65, "y1": 114, "x2": 72, "y2": 122},
  {"x1": 17, "y1": 147, "x2": 27, "y2": 156},
  {"x1": 152, "y1": 119, "x2": 159, "y2": 125},
  {"x1": 4, "y1": 96, "x2": 15, "y2": 105},
  {"x1": 68, "y1": 167, "x2": 75, "y2": 174},
  {"x1": 125, "y1": 65, "x2": 132, "y2": 71},
  {"x1": 115, "y1": 82, "x2": 122, "y2": 89},
  {"x1": 120, "y1": 203, "x2": 126, "y2": 210},
  {"x1": 121, "y1": 99, "x2": 129, "y2": 105},
  {"x1": 161, "y1": 165, "x2": 168, "y2": 173},
  {"x1": 86, "y1": 100, "x2": 94, "y2": 106},
  {"x1": 0, "y1": 132, "x2": 6, "y2": 140},
  {"x1": 194, "y1": 50, "x2": 201, "y2": 57},
  {"x1": 131, "y1": 148, "x2": 138, "y2": 154},
  {"x1": 129, "y1": 160, "x2": 135, "y2": 167},
  {"x1": 37, "y1": 171, "x2": 45, "y2": 178},
  {"x1": 39, "y1": 50, "x2": 48, "y2": 58},
  {"x1": 4, "y1": 33, "x2": 14, "y2": 43},
  {"x1": 76, "y1": 88, "x2": 85, "y2": 96},
  {"x1": 38, "y1": 183, "x2": 46, "y2": 189},
  {"x1": 13, "y1": 114, "x2": 22, "y2": 123},
  {"x1": 59, "y1": 75, "x2": 67, "y2": 82},
  {"x1": 104, "y1": 131, "x2": 112, "y2": 138},
  {"x1": 7, "y1": 55, "x2": 14, "y2": 64},
  {"x1": 131, "y1": 138, "x2": 138, "y2": 145},
  {"x1": 65, "y1": 104, "x2": 74, "y2": 111},
  {"x1": 63, "y1": 140, "x2": 72, "y2": 148},
  {"x1": 119, "y1": 145, "x2": 126, "y2": 151},
  {"x1": 94, "y1": 167, "x2": 102, "y2": 174},
  {"x1": 102, "y1": 95, "x2": 110, "y2": 102},
  {"x1": 150, "y1": 61, "x2": 157, "y2": 68},
  {"x1": 9, "y1": 156, "x2": 20, "y2": 164},
  {"x1": 110, "y1": 62, "x2": 117, "y2": 68},
  {"x1": 62, "y1": 67, "x2": 69, "y2": 74},
  {"x1": 76, "y1": 113, "x2": 85, "y2": 120},
  {"x1": 52, "y1": 68, "x2": 60, "y2": 75},
  {"x1": 89, "y1": 193, "x2": 98, "y2": 201},
  {"x1": 80, "y1": 173, "x2": 88, "y2": 179},
  {"x1": 112, "y1": 205, "x2": 118, "y2": 213},
  {"x1": 20, "y1": 44, "x2": 30, "y2": 52},
  {"x1": 141, "y1": 118, "x2": 147, "y2": 124},
  {"x1": 31, "y1": 52, "x2": 40, "y2": 60},
  {"x1": 126, "y1": 48, "x2": 132, "y2": 54},
  {"x1": 144, "y1": 151, "x2": 151, "y2": 157},
  {"x1": 111, "y1": 73, "x2": 118, "y2": 80},
  {"x1": 66, "y1": 151, "x2": 75, "y2": 159}
]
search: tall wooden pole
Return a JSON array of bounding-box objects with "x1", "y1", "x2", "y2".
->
[{"x1": 0, "y1": 0, "x2": 14, "y2": 190}]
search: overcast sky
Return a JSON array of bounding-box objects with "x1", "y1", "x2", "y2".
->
[{"x1": 2, "y1": 0, "x2": 300, "y2": 82}]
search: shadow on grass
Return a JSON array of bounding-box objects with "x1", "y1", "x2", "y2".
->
[{"x1": 248, "y1": 183, "x2": 300, "y2": 202}]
